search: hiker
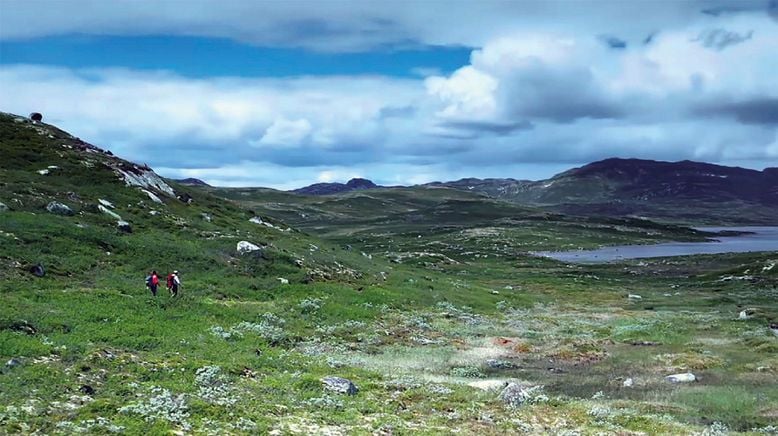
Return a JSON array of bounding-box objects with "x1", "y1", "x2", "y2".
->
[
  {"x1": 146, "y1": 270, "x2": 160, "y2": 296},
  {"x1": 169, "y1": 270, "x2": 181, "y2": 297}
]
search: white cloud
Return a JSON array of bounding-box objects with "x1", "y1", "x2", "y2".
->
[{"x1": 254, "y1": 117, "x2": 313, "y2": 147}]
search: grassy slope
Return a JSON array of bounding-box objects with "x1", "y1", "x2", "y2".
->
[{"x1": 1, "y1": 113, "x2": 777, "y2": 434}]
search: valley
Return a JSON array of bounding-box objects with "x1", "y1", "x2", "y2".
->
[{"x1": 1, "y1": 112, "x2": 777, "y2": 435}]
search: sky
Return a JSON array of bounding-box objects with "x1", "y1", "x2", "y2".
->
[{"x1": 1, "y1": 0, "x2": 777, "y2": 189}]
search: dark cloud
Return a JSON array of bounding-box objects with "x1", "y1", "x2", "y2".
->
[
  {"x1": 695, "y1": 28, "x2": 754, "y2": 50},
  {"x1": 695, "y1": 98, "x2": 778, "y2": 125},
  {"x1": 599, "y1": 35, "x2": 627, "y2": 49},
  {"x1": 437, "y1": 120, "x2": 533, "y2": 136}
]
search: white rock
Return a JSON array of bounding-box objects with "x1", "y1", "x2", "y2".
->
[
  {"x1": 623, "y1": 378, "x2": 634, "y2": 387},
  {"x1": 237, "y1": 241, "x2": 261, "y2": 254},
  {"x1": 117, "y1": 168, "x2": 175, "y2": 197},
  {"x1": 277, "y1": 278, "x2": 289, "y2": 285},
  {"x1": 141, "y1": 189, "x2": 163, "y2": 204},
  {"x1": 628, "y1": 294, "x2": 642, "y2": 300},
  {"x1": 0, "y1": 202, "x2": 8, "y2": 213},
  {"x1": 665, "y1": 373, "x2": 696, "y2": 383},
  {"x1": 468, "y1": 380, "x2": 509, "y2": 391},
  {"x1": 98, "y1": 205, "x2": 121, "y2": 220},
  {"x1": 149, "y1": 210, "x2": 160, "y2": 216},
  {"x1": 249, "y1": 216, "x2": 263, "y2": 225},
  {"x1": 37, "y1": 169, "x2": 50, "y2": 175},
  {"x1": 116, "y1": 220, "x2": 132, "y2": 233},
  {"x1": 739, "y1": 309, "x2": 756, "y2": 320},
  {"x1": 98, "y1": 199, "x2": 114, "y2": 209},
  {"x1": 46, "y1": 201, "x2": 74, "y2": 216}
]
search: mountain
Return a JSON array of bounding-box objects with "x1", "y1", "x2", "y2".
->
[
  {"x1": 175, "y1": 177, "x2": 211, "y2": 187},
  {"x1": 429, "y1": 158, "x2": 778, "y2": 224},
  {"x1": 292, "y1": 177, "x2": 378, "y2": 195}
]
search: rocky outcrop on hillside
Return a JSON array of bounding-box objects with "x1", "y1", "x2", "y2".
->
[{"x1": 292, "y1": 178, "x2": 378, "y2": 195}]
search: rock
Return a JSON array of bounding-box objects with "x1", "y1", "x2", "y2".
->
[
  {"x1": 321, "y1": 376, "x2": 358, "y2": 395},
  {"x1": 98, "y1": 199, "x2": 114, "y2": 208},
  {"x1": 5, "y1": 358, "x2": 22, "y2": 368},
  {"x1": 294, "y1": 259, "x2": 304, "y2": 268},
  {"x1": 278, "y1": 277, "x2": 289, "y2": 284},
  {"x1": 665, "y1": 373, "x2": 696, "y2": 383},
  {"x1": 468, "y1": 380, "x2": 509, "y2": 391},
  {"x1": 770, "y1": 323, "x2": 778, "y2": 337},
  {"x1": 149, "y1": 210, "x2": 160, "y2": 216},
  {"x1": 29, "y1": 112, "x2": 43, "y2": 122},
  {"x1": 141, "y1": 189, "x2": 164, "y2": 204},
  {"x1": 79, "y1": 385, "x2": 95, "y2": 395},
  {"x1": 623, "y1": 378, "x2": 634, "y2": 387},
  {"x1": 627, "y1": 294, "x2": 642, "y2": 300},
  {"x1": 177, "y1": 192, "x2": 194, "y2": 204},
  {"x1": 37, "y1": 169, "x2": 50, "y2": 175},
  {"x1": 98, "y1": 205, "x2": 121, "y2": 220},
  {"x1": 499, "y1": 382, "x2": 531, "y2": 407},
  {"x1": 486, "y1": 359, "x2": 517, "y2": 370},
  {"x1": 116, "y1": 221, "x2": 132, "y2": 233},
  {"x1": 117, "y1": 167, "x2": 175, "y2": 197},
  {"x1": 46, "y1": 201, "x2": 74, "y2": 216},
  {"x1": 200, "y1": 213, "x2": 212, "y2": 222},
  {"x1": 739, "y1": 309, "x2": 756, "y2": 320},
  {"x1": 29, "y1": 264, "x2": 45, "y2": 277},
  {"x1": 249, "y1": 216, "x2": 263, "y2": 225},
  {"x1": 0, "y1": 202, "x2": 8, "y2": 213},
  {"x1": 237, "y1": 241, "x2": 261, "y2": 254}
]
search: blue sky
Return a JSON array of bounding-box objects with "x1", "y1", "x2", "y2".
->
[{"x1": 1, "y1": 0, "x2": 777, "y2": 188}]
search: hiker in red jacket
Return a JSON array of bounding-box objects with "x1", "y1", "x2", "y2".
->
[{"x1": 146, "y1": 270, "x2": 160, "y2": 296}]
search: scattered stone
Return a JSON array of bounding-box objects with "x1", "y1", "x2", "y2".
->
[
  {"x1": 491, "y1": 290, "x2": 500, "y2": 295},
  {"x1": 770, "y1": 323, "x2": 778, "y2": 337},
  {"x1": 149, "y1": 210, "x2": 160, "y2": 216},
  {"x1": 79, "y1": 385, "x2": 95, "y2": 395},
  {"x1": 739, "y1": 309, "x2": 756, "y2": 320},
  {"x1": 498, "y1": 383, "x2": 530, "y2": 407},
  {"x1": 665, "y1": 372, "x2": 696, "y2": 383},
  {"x1": 628, "y1": 294, "x2": 642, "y2": 300},
  {"x1": 0, "y1": 202, "x2": 8, "y2": 213},
  {"x1": 630, "y1": 340, "x2": 660, "y2": 346},
  {"x1": 486, "y1": 359, "x2": 518, "y2": 370},
  {"x1": 623, "y1": 378, "x2": 634, "y2": 388},
  {"x1": 278, "y1": 278, "x2": 289, "y2": 285},
  {"x1": 249, "y1": 216, "x2": 263, "y2": 225},
  {"x1": 29, "y1": 264, "x2": 45, "y2": 277},
  {"x1": 321, "y1": 376, "x2": 358, "y2": 395},
  {"x1": 5, "y1": 358, "x2": 22, "y2": 368},
  {"x1": 46, "y1": 201, "x2": 74, "y2": 216},
  {"x1": 98, "y1": 199, "x2": 114, "y2": 208},
  {"x1": 237, "y1": 241, "x2": 261, "y2": 255},
  {"x1": 98, "y1": 205, "x2": 121, "y2": 220},
  {"x1": 201, "y1": 213, "x2": 212, "y2": 222},
  {"x1": 37, "y1": 169, "x2": 50, "y2": 175},
  {"x1": 177, "y1": 192, "x2": 194, "y2": 204},
  {"x1": 294, "y1": 259, "x2": 304, "y2": 268},
  {"x1": 116, "y1": 221, "x2": 132, "y2": 233}
]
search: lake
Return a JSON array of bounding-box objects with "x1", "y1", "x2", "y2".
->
[{"x1": 534, "y1": 226, "x2": 778, "y2": 263}]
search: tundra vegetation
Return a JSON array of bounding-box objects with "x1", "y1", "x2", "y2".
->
[{"x1": 1, "y1": 112, "x2": 777, "y2": 435}]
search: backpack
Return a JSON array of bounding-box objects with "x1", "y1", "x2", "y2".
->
[
  {"x1": 145, "y1": 275, "x2": 152, "y2": 287},
  {"x1": 167, "y1": 274, "x2": 174, "y2": 288}
]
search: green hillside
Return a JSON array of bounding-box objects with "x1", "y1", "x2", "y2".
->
[{"x1": 2, "y1": 113, "x2": 777, "y2": 434}]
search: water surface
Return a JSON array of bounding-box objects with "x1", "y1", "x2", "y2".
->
[{"x1": 535, "y1": 226, "x2": 778, "y2": 263}]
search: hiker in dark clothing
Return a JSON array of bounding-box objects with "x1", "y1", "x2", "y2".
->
[{"x1": 146, "y1": 270, "x2": 160, "y2": 296}]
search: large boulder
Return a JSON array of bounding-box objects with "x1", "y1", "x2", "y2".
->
[
  {"x1": 117, "y1": 220, "x2": 132, "y2": 233},
  {"x1": 46, "y1": 201, "x2": 74, "y2": 216},
  {"x1": 321, "y1": 376, "x2": 358, "y2": 395},
  {"x1": 498, "y1": 382, "x2": 538, "y2": 407},
  {"x1": 98, "y1": 205, "x2": 121, "y2": 220},
  {"x1": 237, "y1": 241, "x2": 261, "y2": 255},
  {"x1": 665, "y1": 373, "x2": 696, "y2": 383}
]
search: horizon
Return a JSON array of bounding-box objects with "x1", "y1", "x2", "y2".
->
[{"x1": 1, "y1": 0, "x2": 777, "y2": 189}]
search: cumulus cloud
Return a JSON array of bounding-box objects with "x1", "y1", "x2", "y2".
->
[{"x1": 1, "y1": 4, "x2": 777, "y2": 188}]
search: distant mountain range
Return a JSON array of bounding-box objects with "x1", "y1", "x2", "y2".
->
[
  {"x1": 175, "y1": 178, "x2": 211, "y2": 187},
  {"x1": 291, "y1": 177, "x2": 378, "y2": 195},
  {"x1": 290, "y1": 158, "x2": 778, "y2": 224}
]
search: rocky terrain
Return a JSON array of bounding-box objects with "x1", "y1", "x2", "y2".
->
[{"x1": 1, "y1": 113, "x2": 777, "y2": 435}]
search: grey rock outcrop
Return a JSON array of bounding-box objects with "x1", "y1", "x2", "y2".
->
[
  {"x1": 321, "y1": 376, "x2": 358, "y2": 395},
  {"x1": 46, "y1": 201, "x2": 74, "y2": 216},
  {"x1": 0, "y1": 202, "x2": 8, "y2": 212},
  {"x1": 117, "y1": 220, "x2": 132, "y2": 233}
]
